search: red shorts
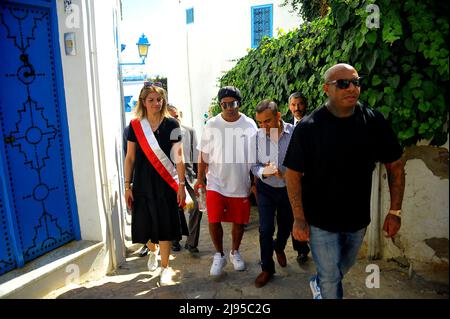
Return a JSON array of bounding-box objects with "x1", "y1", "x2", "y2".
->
[{"x1": 206, "y1": 190, "x2": 251, "y2": 224}]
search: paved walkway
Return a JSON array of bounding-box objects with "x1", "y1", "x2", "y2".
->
[{"x1": 45, "y1": 207, "x2": 448, "y2": 299}]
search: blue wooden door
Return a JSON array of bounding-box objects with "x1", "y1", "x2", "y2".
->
[{"x1": 0, "y1": 0, "x2": 80, "y2": 275}]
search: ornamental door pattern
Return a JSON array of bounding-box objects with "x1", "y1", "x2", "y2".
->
[{"x1": 0, "y1": 0, "x2": 80, "y2": 275}]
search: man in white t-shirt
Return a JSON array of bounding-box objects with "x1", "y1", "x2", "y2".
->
[{"x1": 195, "y1": 86, "x2": 257, "y2": 277}]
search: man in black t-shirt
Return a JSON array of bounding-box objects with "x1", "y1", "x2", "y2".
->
[{"x1": 284, "y1": 63, "x2": 405, "y2": 299}]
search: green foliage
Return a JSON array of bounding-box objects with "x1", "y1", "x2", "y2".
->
[
  {"x1": 217, "y1": 0, "x2": 449, "y2": 147},
  {"x1": 280, "y1": 0, "x2": 329, "y2": 22}
]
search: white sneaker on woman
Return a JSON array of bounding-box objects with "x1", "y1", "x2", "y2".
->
[
  {"x1": 159, "y1": 267, "x2": 172, "y2": 286},
  {"x1": 147, "y1": 245, "x2": 159, "y2": 271}
]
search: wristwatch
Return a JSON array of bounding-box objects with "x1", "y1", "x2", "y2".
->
[{"x1": 388, "y1": 209, "x2": 402, "y2": 217}]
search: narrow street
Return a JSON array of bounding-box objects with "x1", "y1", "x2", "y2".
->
[{"x1": 45, "y1": 207, "x2": 448, "y2": 300}]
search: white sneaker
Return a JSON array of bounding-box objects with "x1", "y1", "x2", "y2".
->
[
  {"x1": 229, "y1": 250, "x2": 245, "y2": 271},
  {"x1": 147, "y1": 245, "x2": 159, "y2": 271},
  {"x1": 309, "y1": 275, "x2": 323, "y2": 299},
  {"x1": 210, "y1": 252, "x2": 227, "y2": 276},
  {"x1": 159, "y1": 267, "x2": 172, "y2": 286}
]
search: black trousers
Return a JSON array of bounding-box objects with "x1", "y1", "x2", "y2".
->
[
  {"x1": 185, "y1": 182, "x2": 202, "y2": 247},
  {"x1": 173, "y1": 182, "x2": 203, "y2": 248}
]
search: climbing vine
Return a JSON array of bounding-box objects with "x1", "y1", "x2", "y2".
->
[
  {"x1": 215, "y1": 0, "x2": 449, "y2": 147},
  {"x1": 280, "y1": 0, "x2": 329, "y2": 21}
]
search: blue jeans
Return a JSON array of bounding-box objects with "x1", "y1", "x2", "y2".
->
[
  {"x1": 256, "y1": 181, "x2": 293, "y2": 273},
  {"x1": 309, "y1": 225, "x2": 366, "y2": 299}
]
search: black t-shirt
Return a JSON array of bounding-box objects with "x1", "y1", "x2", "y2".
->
[
  {"x1": 283, "y1": 103, "x2": 403, "y2": 232},
  {"x1": 127, "y1": 116, "x2": 181, "y2": 195}
]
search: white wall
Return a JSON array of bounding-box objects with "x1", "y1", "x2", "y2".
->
[
  {"x1": 166, "y1": 0, "x2": 302, "y2": 137},
  {"x1": 381, "y1": 143, "x2": 449, "y2": 269},
  {"x1": 57, "y1": 0, "x2": 106, "y2": 243},
  {"x1": 57, "y1": 0, "x2": 126, "y2": 271},
  {"x1": 92, "y1": 0, "x2": 127, "y2": 266},
  {"x1": 123, "y1": 81, "x2": 144, "y2": 125}
]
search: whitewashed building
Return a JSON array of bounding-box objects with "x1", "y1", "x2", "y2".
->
[
  {"x1": 0, "y1": 0, "x2": 447, "y2": 298},
  {"x1": 0, "y1": 0, "x2": 128, "y2": 297},
  {"x1": 164, "y1": 0, "x2": 303, "y2": 137}
]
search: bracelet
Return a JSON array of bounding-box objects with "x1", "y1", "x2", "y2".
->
[
  {"x1": 179, "y1": 181, "x2": 185, "y2": 185},
  {"x1": 388, "y1": 209, "x2": 401, "y2": 217}
]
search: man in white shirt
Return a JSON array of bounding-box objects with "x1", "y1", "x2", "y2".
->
[
  {"x1": 251, "y1": 100, "x2": 296, "y2": 288},
  {"x1": 195, "y1": 86, "x2": 257, "y2": 277}
]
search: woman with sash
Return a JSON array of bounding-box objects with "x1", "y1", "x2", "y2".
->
[{"x1": 124, "y1": 82, "x2": 186, "y2": 286}]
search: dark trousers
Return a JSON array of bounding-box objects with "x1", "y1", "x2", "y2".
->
[
  {"x1": 256, "y1": 181, "x2": 293, "y2": 274},
  {"x1": 173, "y1": 182, "x2": 203, "y2": 247},
  {"x1": 185, "y1": 182, "x2": 202, "y2": 247}
]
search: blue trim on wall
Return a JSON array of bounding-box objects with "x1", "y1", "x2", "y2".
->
[
  {"x1": 186, "y1": 7, "x2": 194, "y2": 24},
  {"x1": 251, "y1": 4, "x2": 273, "y2": 49},
  {"x1": 123, "y1": 75, "x2": 147, "y2": 81},
  {"x1": 251, "y1": 6, "x2": 254, "y2": 48},
  {"x1": 49, "y1": 0, "x2": 81, "y2": 240}
]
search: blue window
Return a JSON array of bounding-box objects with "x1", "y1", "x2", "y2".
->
[
  {"x1": 186, "y1": 7, "x2": 194, "y2": 24},
  {"x1": 251, "y1": 4, "x2": 273, "y2": 48}
]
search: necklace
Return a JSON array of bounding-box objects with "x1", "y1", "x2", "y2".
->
[{"x1": 148, "y1": 114, "x2": 163, "y2": 132}]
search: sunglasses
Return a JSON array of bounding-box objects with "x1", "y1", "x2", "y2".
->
[
  {"x1": 143, "y1": 81, "x2": 163, "y2": 88},
  {"x1": 326, "y1": 78, "x2": 362, "y2": 89},
  {"x1": 220, "y1": 100, "x2": 240, "y2": 108}
]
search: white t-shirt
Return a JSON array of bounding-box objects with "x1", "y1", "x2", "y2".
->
[{"x1": 198, "y1": 113, "x2": 257, "y2": 197}]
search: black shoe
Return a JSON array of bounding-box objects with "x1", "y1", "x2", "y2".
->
[
  {"x1": 296, "y1": 253, "x2": 308, "y2": 264},
  {"x1": 187, "y1": 245, "x2": 199, "y2": 253},
  {"x1": 138, "y1": 245, "x2": 149, "y2": 257},
  {"x1": 172, "y1": 242, "x2": 181, "y2": 251}
]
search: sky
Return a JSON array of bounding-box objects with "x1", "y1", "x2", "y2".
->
[{"x1": 119, "y1": 0, "x2": 171, "y2": 77}]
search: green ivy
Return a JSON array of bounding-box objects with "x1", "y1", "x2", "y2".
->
[
  {"x1": 280, "y1": 0, "x2": 330, "y2": 22},
  {"x1": 216, "y1": 0, "x2": 449, "y2": 147}
]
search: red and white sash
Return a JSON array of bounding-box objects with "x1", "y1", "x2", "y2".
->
[{"x1": 131, "y1": 118, "x2": 179, "y2": 194}]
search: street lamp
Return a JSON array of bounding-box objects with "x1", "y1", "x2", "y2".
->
[
  {"x1": 137, "y1": 34, "x2": 150, "y2": 62},
  {"x1": 120, "y1": 33, "x2": 151, "y2": 66},
  {"x1": 119, "y1": 34, "x2": 151, "y2": 124}
]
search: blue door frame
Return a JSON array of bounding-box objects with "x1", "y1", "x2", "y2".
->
[{"x1": 0, "y1": 0, "x2": 81, "y2": 275}]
